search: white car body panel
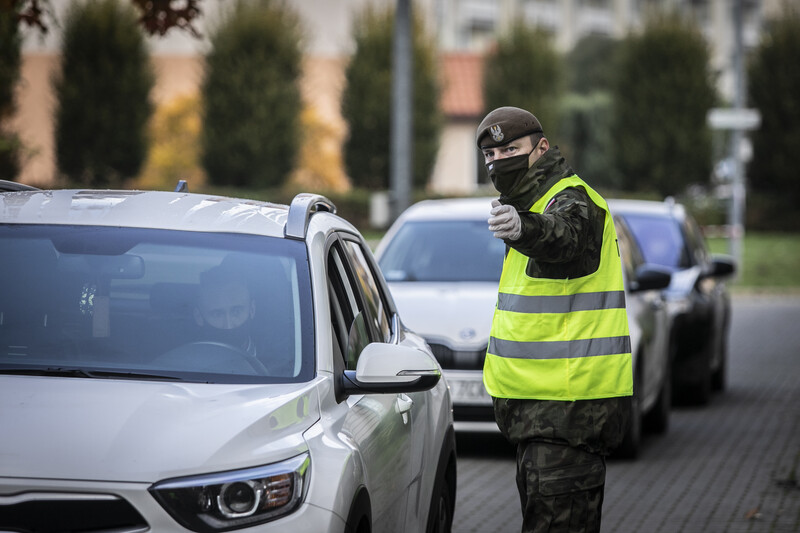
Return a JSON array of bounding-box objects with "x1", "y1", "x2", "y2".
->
[
  {"x1": 387, "y1": 282, "x2": 497, "y2": 350},
  {"x1": 0, "y1": 377, "x2": 319, "y2": 482}
]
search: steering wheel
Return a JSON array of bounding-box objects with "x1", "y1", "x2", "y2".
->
[{"x1": 157, "y1": 341, "x2": 268, "y2": 375}]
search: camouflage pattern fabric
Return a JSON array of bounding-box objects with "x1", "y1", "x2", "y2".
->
[
  {"x1": 494, "y1": 397, "x2": 630, "y2": 533},
  {"x1": 493, "y1": 397, "x2": 630, "y2": 456},
  {"x1": 499, "y1": 147, "x2": 605, "y2": 279},
  {"x1": 515, "y1": 440, "x2": 605, "y2": 533}
]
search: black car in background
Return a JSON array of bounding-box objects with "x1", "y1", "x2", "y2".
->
[{"x1": 609, "y1": 199, "x2": 736, "y2": 405}]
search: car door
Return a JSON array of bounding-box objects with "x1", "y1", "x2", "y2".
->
[
  {"x1": 680, "y1": 213, "x2": 730, "y2": 378},
  {"x1": 326, "y1": 235, "x2": 415, "y2": 532},
  {"x1": 616, "y1": 220, "x2": 671, "y2": 414}
]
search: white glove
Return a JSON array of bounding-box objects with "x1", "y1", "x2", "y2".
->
[{"x1": 488, "y1": 199, "x2": 522, "y2": 240}]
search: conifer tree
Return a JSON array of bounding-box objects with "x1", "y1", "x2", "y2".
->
[
  {"x1": 0, "y1": 6, "x2": 21, "y2": 178},
  {"x1": 201, "y1": 0, "x2": 303, "y2": 188},
  {"x1": 482, "y1": 23, "x2": 562, "y2": 139},
  {"x1": 611, "y1": 13, "x2": 716, "y2": 196},
  {"x1": 747, "y1": 9, "x2": 800, "y2": 230},
  {"x1": 341, "y1": 3, "x2": 441, "y2": 190},
  {"x1": 53, "y1": 0, "x2": 154, "y2": 186}
]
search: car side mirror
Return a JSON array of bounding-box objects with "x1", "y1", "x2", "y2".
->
[
  {"x1": 630, "y1": 264, "x2": 672, "y2": 292},
  {"x1": 705, "y1": 254, "x2": 736, "y2": 278},
  {"x1": 342, "y1": 343, "x2": 441, "y2": 395}
]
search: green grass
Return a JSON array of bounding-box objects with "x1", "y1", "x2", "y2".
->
[{"x1": 708, "y1": 233, "x2": 800, "y2": 291}]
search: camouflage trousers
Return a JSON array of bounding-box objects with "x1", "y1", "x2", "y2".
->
[
  {"x1": 515, "y1": 440, "x2": 605, "y2": 533},
  {"x1": 492, "y1": 397, "x2": 622, "y2": 533}
]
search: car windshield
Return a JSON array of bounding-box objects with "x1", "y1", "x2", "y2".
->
[
  {"x1": 379, "y1": 220, "x2": 504, "y2": 282},
  {"x1": 0, "y1": 224, "x2": 313, "y2": 384},
  {"x1": 622, "y1": 213, "x2": 690, "y2": 269}
]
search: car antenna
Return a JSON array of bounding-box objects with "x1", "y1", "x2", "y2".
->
[{"x1": 174, "y1": 180, "x2": 189, "y2": 193}]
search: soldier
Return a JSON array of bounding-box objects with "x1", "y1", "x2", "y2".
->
[{"x1": 478, "y1": 106, "x2": 633, "y2": 533}]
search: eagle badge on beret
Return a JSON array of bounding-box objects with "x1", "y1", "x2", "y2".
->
[{"x1": 490, "y1": 125, "x2": 504, "y2": 143}]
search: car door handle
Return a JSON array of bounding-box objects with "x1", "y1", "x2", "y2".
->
[{"x1": 396, "y1": 393, "x2": 413, "y2": 415}]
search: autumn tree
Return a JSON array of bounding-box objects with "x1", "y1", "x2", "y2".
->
[{"x1": 137, "y1": 94, "x2": 205, "y2": 191}]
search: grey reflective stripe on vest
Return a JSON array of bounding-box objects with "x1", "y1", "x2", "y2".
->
[
  {"x1": 488, "y1": 335, "x2": 631, "y2": 360},
  {"x1": 497, "y1": 290, "x2": 626, "y2": 314}
]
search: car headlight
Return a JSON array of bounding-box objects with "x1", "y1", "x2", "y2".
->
[{"x1": 149, "y1": 453, "x2": 310, "y2": 532}]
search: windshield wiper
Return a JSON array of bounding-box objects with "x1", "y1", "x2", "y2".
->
[{"x1": 0, "y1": 367, "x2": 183, "y2": 381}]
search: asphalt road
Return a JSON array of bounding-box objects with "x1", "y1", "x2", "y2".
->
[{"x1": 451, "y1": 294, "x2": 800, "y2": 533}]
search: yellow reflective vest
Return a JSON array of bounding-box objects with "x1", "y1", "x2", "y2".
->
[{"x1": 483, "y1": 175, "x2": 633, "y2": 401}]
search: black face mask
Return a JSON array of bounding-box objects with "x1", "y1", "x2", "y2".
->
[
  {"x1": 204, "y1": 321, "x2": 252, "y2": 350},
  {"x1": 486, "y1": 152, "x2": 531, "y2": 195}
]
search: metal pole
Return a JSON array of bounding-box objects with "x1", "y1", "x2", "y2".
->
[
  {"x1": 390, "y1": 0, "x2": 412, "y2": 222},
  {"x1": 729, "y1": 0, "x2": 745, "y2": 267}
]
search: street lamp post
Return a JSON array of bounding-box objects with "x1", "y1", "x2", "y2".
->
[{"x1": 390, "y1": 0, "x2": 412, "y2": 223}]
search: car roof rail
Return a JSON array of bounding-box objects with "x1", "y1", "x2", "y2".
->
[
  {"x1": 285, "y1": 193, "x2": 337, "y2": 240},
  {"x1": 0, "y1": 179, "x2": 40, "y2": 192}
]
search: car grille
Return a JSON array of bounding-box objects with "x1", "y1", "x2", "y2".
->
[
  {"x1": 0, "y1": 494, "x2": 148, "y2": 533},
  {"x1": 428, "y1": 343, "x2": 487, "y2": 370}
]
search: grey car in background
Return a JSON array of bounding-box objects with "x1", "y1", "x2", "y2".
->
[{"x1": 376, "y1": 198, "x2": 502, "y2": 431}]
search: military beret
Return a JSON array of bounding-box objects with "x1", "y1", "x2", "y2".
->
[{"x1": 476, "y1": 106, "x2": 543, "y2": 148}]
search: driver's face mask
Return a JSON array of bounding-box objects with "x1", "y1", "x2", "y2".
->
[{"x1": 204, "y1": 320, "x2": 253, "y2": 349}]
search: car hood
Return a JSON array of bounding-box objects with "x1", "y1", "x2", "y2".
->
[
  {"x1": 388, "y1": 281, "x2": 498, "y2": 348},
  {"x1": 0, "y1": 376, "x2": 321, "y2": 483}
]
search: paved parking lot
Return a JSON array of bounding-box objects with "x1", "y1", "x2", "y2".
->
[{"x1": 452, "y1": 294, "x2": 800, "y2": 533}]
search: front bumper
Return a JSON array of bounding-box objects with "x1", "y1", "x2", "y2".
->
[{"x1": 0, "y1": 477, "x2": 346, "y2": 533}]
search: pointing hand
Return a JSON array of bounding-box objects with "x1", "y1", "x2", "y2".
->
[{"x1": 488, "y1": 199, "x2": 522, "y2": 241}]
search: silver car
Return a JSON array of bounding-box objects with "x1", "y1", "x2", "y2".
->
[
  {"x1": 375, "y1": 198, "x2": 502, "y2": 432},
  {"x1": 0, "y1": 183, "x2": 456, "y2": 533},
  {"x1": 376, "y1": 197, "x2": 672, "y2": 458}
]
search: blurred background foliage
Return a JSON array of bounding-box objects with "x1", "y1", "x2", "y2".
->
[
  {"x1": 0, "y1": 1, "x2": 798, "y2": 234},
  {"x1": 201, "y1": 0, "x2": 303, "y2": 189},
  {"x1": 747, "y1": 9, "x2": 800, "y2": 232},
  {"x1": 610, "y1": 12, "x2": 716, "y2": 198},
  {"x1": 482, "y1": 23, "x2": 562, "y2": 141},
  {"x1": 287, "y1": 105, "x2": 350, "y2": 193},
  {"x1": 52, "y1": 0, "x2": 154, "y2": 187},
  {"x1": 135, "y1": 93, "x2": 205, "y2": 191},
  {"x1": 341, "y1": 2, "x2": 441, "y2": 191},
  {"x1": 0, "y1": 5, "x2": 22, "y2": 179}
]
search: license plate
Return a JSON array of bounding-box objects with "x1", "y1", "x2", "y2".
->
[{"x1": 447, "y1": 372, "x2": 491, "y2": 405}]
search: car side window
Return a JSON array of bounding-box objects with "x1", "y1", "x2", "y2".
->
[
  {"x1": 341, "y1": 239, "x2": 392, "y2": 343},
  {"x1": 682, "y1": 216, "x2": 709, "y2": 266},
  {"x1": 327, "y1": 243, "x2": 370, "y2": 371}
]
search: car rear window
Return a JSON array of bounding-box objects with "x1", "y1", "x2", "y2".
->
[
  {"x1": 379, "y1": 220, "x2": 504, "y2": 282},
  {"x1": 0, "y1": 224, "x2": 313, "y2": 384}
]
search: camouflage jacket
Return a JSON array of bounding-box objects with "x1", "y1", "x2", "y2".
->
[
  {"x1": 494, "y1": 146, "x2": 629, "y2": 456},
  {"x1": 500, "y1": 146, "x2": 604, "y2": 279}
]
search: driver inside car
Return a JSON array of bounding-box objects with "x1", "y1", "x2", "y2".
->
[{"x1": 193, "y1": 265, "x2": 258, "y2": 358}]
